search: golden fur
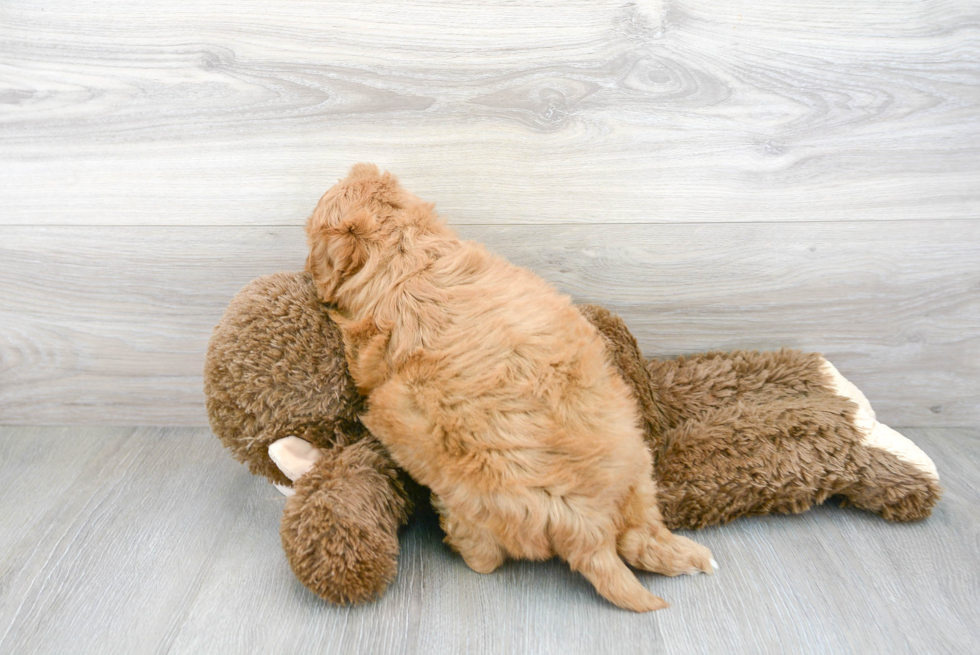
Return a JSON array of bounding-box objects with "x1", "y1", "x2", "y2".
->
[{"x1": 305, "y1": 164, "x2": 713, "y2": 612}]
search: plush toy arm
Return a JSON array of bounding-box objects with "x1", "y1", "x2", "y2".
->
[
  {"x1": 268, "y1": 436, "x2": 323, "y2": 496},
  {"x1": 278, "y1": 436, "x2": 416, "y2": 604}
]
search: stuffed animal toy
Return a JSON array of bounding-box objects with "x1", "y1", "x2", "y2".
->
[
  {"x1": 204, "y1": 272, "x2": 941, "y2": 605},
  {"x1": 578, "y1": 305, "x2": 941, "y2": 530},
  {"x1": 204, "y1": 271, "x2": 419, "y2": 605}
]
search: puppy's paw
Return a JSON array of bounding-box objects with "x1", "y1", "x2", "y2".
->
[
  {"x1": 622, "y1": 531, "x2": 715, "y2": 577},
  {"x1": 668, "y1": 534, "x2": 715, "y2": 576},
  {"x1": 629, "y1": 589, "x2": 671, "y2": 613}
]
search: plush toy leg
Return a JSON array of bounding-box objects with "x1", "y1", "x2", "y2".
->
[
  {"x1": 653, "y1": 401, "x2": 841, "y2": 531},
  {"x1": 655, "y1": 393, "x2": 942, "y2": 530},
  {"x1": 818, "y1": 360, "x2": 942, "y2": 521}
]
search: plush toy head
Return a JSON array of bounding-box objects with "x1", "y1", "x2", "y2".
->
[
  {"x1": 204, "y1": 272, "x2": 415, "y2": 604},
  {"x1": 204, "y1": 272, "x2": 364, "y2": 485}
]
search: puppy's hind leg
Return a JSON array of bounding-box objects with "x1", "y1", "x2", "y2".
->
[
  {"x1": 618, "y1": 479, "x2": 715, "y2": 576},
  {"x1": 570, "y1": 544, "x2": 669, "y2": 613},
  {"x1": 434, "y1": 496, "x2": 506, "y2": 574},
  {"x1": 550, "y1": 492, "x2": 668, "y2": 612}
]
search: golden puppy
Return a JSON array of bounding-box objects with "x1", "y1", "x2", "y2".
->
[{"x1": 305, "y1": 164, "x2": 713, "y2": 611}]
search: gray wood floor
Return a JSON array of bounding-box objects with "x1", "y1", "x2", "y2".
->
[
  {"x1": 3, "y1": 222, "x2": 977, "y2": 427},
  {"x1": 1, "y1": 426, "x2": 977, "y2": 655}
]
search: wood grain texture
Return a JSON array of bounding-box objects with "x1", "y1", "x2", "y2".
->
[
  {"x1": 1, "y1": 0, "x2": 978, "y2": 226},
  {"x1": 0, "y1": 427, "x2": 257, "y2": 655},
  {"x1": 0, "y1": 426, "x2": 977, "y2": 654},
  {"x1": 2, "y1": 221, "x2": 977, "y2": 426},
  {"x1": 1, "y1": 0, "x2": 977, "y2": 426}
]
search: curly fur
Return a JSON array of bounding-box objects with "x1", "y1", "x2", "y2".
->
[{"x1": 305, "y1": 164, "x2": 713, "y2": 612}]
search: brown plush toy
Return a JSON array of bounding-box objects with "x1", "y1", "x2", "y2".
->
[
  {"x1": 204, "y1": 272, "x2": 941, "y2": 606},
  {"x1": 204, "y1": 271, "x2": 417, "y2": 604},
  {"x1": 580, "y1": 306, "x2": 942, "y2": 530}
]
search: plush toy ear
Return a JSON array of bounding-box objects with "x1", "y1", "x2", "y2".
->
[{"x1": 306, "y1": 208, "x2": 378, "y2": 302}]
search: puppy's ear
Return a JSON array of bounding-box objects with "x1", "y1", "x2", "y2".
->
[
  {"x1": 306, "y1": 209, "x2": 378, "y2": 302},
  {"x1": 347, "y1": 163, "x2": 403, "y2": 207},
  {"x1": 347, "y1": 162, "x2": 382, "y2": 180}
]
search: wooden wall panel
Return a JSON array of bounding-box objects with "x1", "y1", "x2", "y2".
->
[
  {"x1": 1, "y1": 0, "x2": 977, "y2": 427},
  {"x1": 1, "y1": 222, "x2": 976, "y2": 426},
  {"x1": 1, "y1": 0, "x2": 977, "y2": 227}
]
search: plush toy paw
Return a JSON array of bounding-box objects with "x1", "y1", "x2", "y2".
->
[
  {"x1": 269, "y1": 436, "x2": 323, "y2": 496},
  {"x1": 819, "y1": 360, "x2": 939, "y2": 480}
]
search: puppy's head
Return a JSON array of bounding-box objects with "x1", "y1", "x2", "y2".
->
[
  {"x1": 306, "y1": 164, "x2": 447, "y2": 304},
  {"x1": 305, "y1": 164, "x2": 401, "y2": 302}
]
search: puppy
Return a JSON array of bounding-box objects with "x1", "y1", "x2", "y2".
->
[{"x1": 305, "y1": 164, "x2": 713, "y2": 611}]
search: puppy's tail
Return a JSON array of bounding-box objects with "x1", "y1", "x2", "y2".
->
[{"x1": 571, "y1": 545, "x2": 669, "y2": 612}]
